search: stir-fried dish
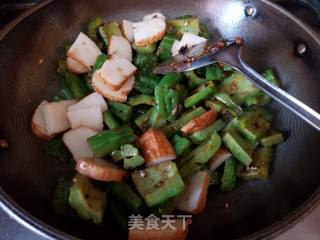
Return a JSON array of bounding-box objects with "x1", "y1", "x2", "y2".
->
[{"x1": 31, "y1": 12, "x2": 284, "y2": 240}]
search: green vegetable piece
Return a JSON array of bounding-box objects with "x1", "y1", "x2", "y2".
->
[
  {"x1": 220, "y1": 158, "x2": 238, "y2": 192},
  {"x1": 81, "y1": 74, "x2": 94, "y2": 92},
  {"x1": 107, "y1": 182, "x2": 144, "y2": 213},
  {"x1": 154, "y1": 85, "x2": 167, "y2": 117},
  {"x1": 165, "y1": 89, "x2": 180, "y2": 122},
  {"x1": 171, "y1": 134, "x2": 192, "y2": 157},
  {"x1": 111, "y1": 144, "x2": 139, "y2": 162},
  {"x1": 134, "y1": 72, "x2": 161, "y2": 95},
  {"x1": 236, "y1": 111, "x2": 270, "y2": 142},
  {"x1": 175, "y1": 83, "x2": 189, "y2": 100},
  {"x1": 64, "y1": 72, "x2": 89, "y2": 100},
  {"x1": 46, "y1": 135, "x2": 72, "y2": 162},
  {"x1": 88, "y1": 126, "x2": 135, "y2": 157},
  {"x1": 260, "y1": 131, "x2": 284, "y2": 147},
  {"x1": 148, "y1": 107, "x2": 167, "y2": 129},
  {"x1": 103, "y1": 110, "x2": 120, "y2": 129},
  {"x1": 177, "y1": 14, "x2": 194, "y2": 20},
  {"x1": 133, "y1": 43, "x2": 157, "y2": 54},
  {"x1": 93, "y1": 53, "x2": 108, "y2": 71},
  {"x1": 185, "y1": 70, "x2": 206, "y2": 87},
  {"x1": 238, "y1": 147, "x2": 273, "y2": 180},
  {"x1": 133, "y1": 53, "x2": 158, "y2": 73},
  {"x1": 205, "y1": 63, "x2": 223, "y2": 81},
  {"x1": 219, "y1": 72, "x2": 260, "y2": 104},
  {"x1": 167, "y1": 17, "x2": 200, "y2": 36},
  {"x1": 184, "y1": 86, "x2": 216, "y2": 108},
  {"x1": 69, "y1": 174, "x2": 106, "y2": 224},
  {"x1": 104, "y1": 21, "x2": 122, "y2": 39},
  {"x1": 222, "y1": 132, "x2": 253, "y2": 167},
  {"x1": 189, "y1": 119, "x2": 226, "y2": 144},
  {"x1": 159, "y1": 73, "x2": 183, "y2": 89},
  {"x1": 124, "y1": 155, "x2": 145, "y2": 169},
  {"x1": 131, "y1": 161, "x2": 185, "y2": 207},
  {"x1": 158, "y1": 35, "x2": 177, "y2": 61},
  {"x1": 87, "y1": 17, "x2": 103, "y2": 41},
  {"x1": 52, "y1": 178, "x2": 75, "y2": 216},
  {"x1": 134, "y1": 107, "x2": 154, "y2": 132},
  {"x1": 98, "y1": 26, "x2": 108, "y2": 46},
  {"x1": 199, "y1": 23, "x2": 210, "y2": 39},
  {"x1": 214, "y1": 92, "x2": 242, "y2": 116},
  {"x1": 128, "y1": 95, "x2": 155, "y2": 106},
  {"x1": 161, "y1": 107, "x2": 206, "y2": 137},
  {"x1": 179, "y1": 132, "x2": 221, "y2": 179},
  {"x1": 107, "y1": 100, "x2": 133, "y2": 123},
  {"x1": 222, "y1": 64, "x2": 234, "y2": 72}
]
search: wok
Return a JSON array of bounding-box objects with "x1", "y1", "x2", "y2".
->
[{"x1": 1, "y1": 0, "x2": 320, "y2": 239}]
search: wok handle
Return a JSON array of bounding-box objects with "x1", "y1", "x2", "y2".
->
[
  {"x1": 273, "y1": 0, "x2": 320, "y2": 23},
  {"x1": 235, "y1": 49, "x2": 320, "y2": 132}
]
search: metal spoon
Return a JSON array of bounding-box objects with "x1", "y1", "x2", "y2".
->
[{"x1": 153, "y1": 40, "x2": 320, "y2": 131}]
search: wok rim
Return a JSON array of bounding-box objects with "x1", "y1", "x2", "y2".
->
[{"x1": 0, "y1": 0, "x2": 319, "y2": 239}]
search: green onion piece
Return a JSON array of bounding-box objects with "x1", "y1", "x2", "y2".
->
[
  {"x1": 87, "y1": 17, "x2": 103, "y2": 41},
  {"x1": 98, "y1": 26, "x2": 108, "y2": 47},
  {"x1": 205, "y1": 63, "x2": 223, "y2": 81},
  {"x1": 171, "y1": 134, "x2": 192, "y2": 157},
  {"x1": 128, "y1": 95, "x2": 155, "y2": 107},
  {"x1": 104, "y1": 21, "x2": 122, "y2": 39},
  {"x1": 220, "y1": 157, "x2": 238, "y2": 192},
  {"x1": 158, "y1": 35, "x2": 177, "y2": 61},
  {"x1": 133, "y1": 43, "x2": 157, "y2": 54},
  {"x1": 93, "y1": 53, "x2": 108, "y2": 71},
  {"x1": 189, "y1": 119, "x2": 226, "y2": 144},
  {"x1": 185, "y1": 70, "x2": 206, "y2": 87}
]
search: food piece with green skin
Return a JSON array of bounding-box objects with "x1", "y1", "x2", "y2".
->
[
  {"x1": 108, "y1": 200, "x2": 128, "y2": 239},
  {"x1": 104, "y1": 21, "x2": 122, "y2": 39},
  {"x1": 98, "y1": 26, "x2": 108, "y2": 47},
  {"x1": 123, "y1": 155, "x2": 145, "y2": 169},
  {"x1": 167, "y1": 17, "x2": 200, "y2": 36},
  {"x1": 222, "y1": 64, "x2": 234, "y2": 72},
  {"x1": 134, "y1": 73, "x2": 161, "y2": 95},
  {"x1": 111, "y1": 144, "x2": 139, "y2": 162},
  {"x1": 87, "y1": 17, "x2": 103, "y2": 41},
  {"x1": 185, "y1": 70, "x2": 206, "y2": 87},
  {"x1": 244, "y1": 69, "x2": 281, "y2": 107},
  {"x1": 107, "y1": 100, "x2": 132, "y2": 123},
  {"x1": 107, "y1": 182, "x2": 144, "y2": 213},
  {"x1": 236, "y1": 110, "x2": 270, "y2": 142},
  {"x1": 52, "y1": 178, "x2": 75, "y2": 216},
  {"x1": 148, "y1": 107, "x2": 167, "y2": 128},
  {"x1": 134, "y1": 107, "x2": 154, "y2": 132},
  {"x1": 128, "y1": 95, "x2": 155, "y2": 107},
  {"x1": 205, "y1": 99, "x2": 238, "y2": 117},
  {"x1": 131, "y1": 161, "x2": 184, "y2": 207},
  {"x1": 164, "y1": 89, "x2": 180, "y2": 122},
  {"x1": 103, "y1": 110, "x2": 120, "y2": 129},
  {"x1": 184, "y1": 86, "x2": 216, "y2": 108},
  {"x1": 68, "y1": 174, "x2": 106, "y2": 224},
  {"x1": 81, "y1": 74, "x2": 94, "y2": 92},
  {"x1": 88, "y1": 126, "x2": 135, "y2": 157},
  {"x1": 158, "y1": 35, "x2": 177, "y2": 61},
  {"x1": 260, "y1": 131, "x2": 284, "y2": 147},
  {"x1": 205, "y1": 63, "x2": 223, "y2": 81},
  {"x1": 46, "y1": 135, "x2": 72, "y2": 163},
  {"x1": 238, "y1": 147, "x2": 273, "y2": 180},
  {"x1": 219, "y1": 72, "x2": 260, "y2": 104},
  {"x1": 214, "y1": 92, "x2": 242, "y2": 116},
  {"x1": 133, "y1": 53, "x2": 158, "y2": 73},
  {"x1": 171, "y1": 134, "x2": 192, "y2": 157},
  {"x1": 222, "y1": 132, "x2": 253, "y2": 167},
  {"x1": 179, "y1": 132, "x2": 222, "y2": 179},
  {"x1": 220, "y1": 158, "x2": 238, "y2": 192},
  {"x1": 189, "y1": 119, "x2": 226, "y2": 144},
  {"x1": 65, "y1": 72, "x2": 90, "y2": 99},
  {"x1": 154, "y1": 85, "x2": 167, "y2": 118},
  {"x1": 133, "y1": 42, "x2": 157, "y2": 54},
  {"x1": 161, "y1": 107, "x2": 206, "y2": 137},
  {"x1": 93, "y1": 53, "x2": 108, "y2": 71},
  {"x1": 199, "y1": 22, "x2": 210, "y2": 39},
  {"x1": 159, "y1": 73, "x2": 184, "y2": 89}
]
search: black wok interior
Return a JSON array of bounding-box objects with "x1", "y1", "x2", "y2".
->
[{"x1": 1, "y1": 0, "x2": 320, "y2": 239}]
